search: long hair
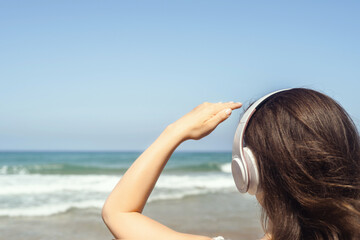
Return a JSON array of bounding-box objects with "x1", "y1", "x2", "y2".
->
[{"x1": 244, "y1": 88, "x2": 360, "y2": 240}]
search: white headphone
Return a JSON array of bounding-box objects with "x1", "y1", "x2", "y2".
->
[{"x1": 232, "y1": 89, "x2": 290, "y2": 195}]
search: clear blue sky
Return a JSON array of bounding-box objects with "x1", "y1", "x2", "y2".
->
[{"x1": 1, "y1": 1, "x2": 359, "y2": 151}]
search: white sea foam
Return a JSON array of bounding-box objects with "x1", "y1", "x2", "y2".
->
[
  {"x1": 220, "y1": 163, "x2": 231, "y2": 173},
  {"x1": 0, "y1": 200, "x2": 104, "y2": 217},
  {"x1": 0, "y1": 174, "x2": 118, "y2": 195},
  {"x1": 0, "y1": 165, "x2": 29, "y2": 175},
  {"x1": 0, "y1": 165, "x2": 7, "y2": 174},
  {"x1": 0, "y1": 173, "x2": 237, "y2": 217}
]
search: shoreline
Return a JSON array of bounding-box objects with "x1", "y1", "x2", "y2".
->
[{"x1": 0, "y1": 192, "x2": 264, "y2": 240}]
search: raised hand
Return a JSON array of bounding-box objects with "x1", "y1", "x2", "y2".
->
[{"x1": 170, "y1": 101, "x2": 242, "y2": 141}]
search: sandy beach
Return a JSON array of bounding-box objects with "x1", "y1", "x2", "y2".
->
[{"x1": 0, "y1": 192, "x2": 264, "y2": 240}]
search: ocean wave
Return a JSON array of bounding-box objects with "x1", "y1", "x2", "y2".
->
[
  {"x1": 0, "y1": 174, "x2": 234, "y2": 195},
  {"x1": 0, "y1": 162, "x2": 232, "y2": 175},
  {"x1": 166, "y1": 162, "x2": 231, "y2": 173},
  {"x1": 0, "y1": 173, "x2": 237, "y2": 217},
  {"x1": 0, "y1": 165, "x2": 29, "y2": 175},
  {"x1": 219, "y1": 163, "x2": 231, "y2": 173},
  {"x1": 0, "y1": 164, "x2": 128, "y2": 175},
  {"x1": 0, "y1": 189, "x2": 233, "y2": 217},
  {"x1": 0, "y1": 189, "x2": 234, "y2": 217},
  {"x1": 0, "y1": 200, "x2": 104, "y2": 217},
  {"x1": 0, "y1": 174, "x2": 118, "y2": 195}
]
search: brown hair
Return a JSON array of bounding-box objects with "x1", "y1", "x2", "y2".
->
[{"x1": 244, "y1": 88, "x2": 360, "y2": 240}]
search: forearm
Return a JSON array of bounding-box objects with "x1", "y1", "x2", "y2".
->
[{"x1": 103, "y1": 124, "x2": 184, "y2": 215}]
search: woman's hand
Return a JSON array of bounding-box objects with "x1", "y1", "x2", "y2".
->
[{"x1": 169, "y1": 101, "x2": 242, "y2": 141}]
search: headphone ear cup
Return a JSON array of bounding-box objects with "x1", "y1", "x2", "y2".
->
[
  {"x1": 231, "y1": 156, "x2": 248, "y2": 193},
  {"x1": 243, "y1": 147, "x2": 260, "y2": 195}
]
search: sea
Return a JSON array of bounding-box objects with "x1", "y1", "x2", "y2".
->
[{"x1": 0, "y1": 151, "x2": 239, "y2": 217}]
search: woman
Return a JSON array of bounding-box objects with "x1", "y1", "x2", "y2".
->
[{"x1": 102, "y1": 88, "x2": 360, "y2": 240}]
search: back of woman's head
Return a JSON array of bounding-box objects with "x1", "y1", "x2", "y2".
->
[{"x1": 244, "y1": 88, "x2": 360, "y2": 240}]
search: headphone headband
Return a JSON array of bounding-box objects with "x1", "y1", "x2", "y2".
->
[{"x1": 232, "y1": 89, "x2": 290, "y2": 194}]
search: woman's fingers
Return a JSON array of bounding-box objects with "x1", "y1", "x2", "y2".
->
[
  {"x1": 217, "y1": 101, "x2": 242, "y2": 108},
  {"x1": 212, "y1": 102, "x2": 242, "y2": 114},
  {"x1": 206, "y1": 108, "x2": 234, "y2": 131},
  {"x1": 227, "y1": 101, "x2": 242, "y2": 108},
  {"x1": 203, "y1": 101, "x2": 242, "y2": 123},
  {"x1": 204, "y1": 102, "x2": 242, "y2": 134}
]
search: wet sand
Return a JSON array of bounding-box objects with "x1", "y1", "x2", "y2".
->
[{"x1": 0, "y1": 192, "x2": 264, "y2": 240}]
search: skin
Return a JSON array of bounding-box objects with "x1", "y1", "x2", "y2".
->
[{"x1": 102, "y1": 101, "x2": 260, "y2": 240}]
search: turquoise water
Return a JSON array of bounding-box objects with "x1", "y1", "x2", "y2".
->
[
  {"x1": 0, "y1": 152, "x2": 231, "y2": 175},
  {"x1": 0, "y1": 151, "x2": 236, "y2": 217}
]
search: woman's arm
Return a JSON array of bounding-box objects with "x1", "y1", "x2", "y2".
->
[{"x1": 102, "y1": 101, "x2": 242, "y2": 240}]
